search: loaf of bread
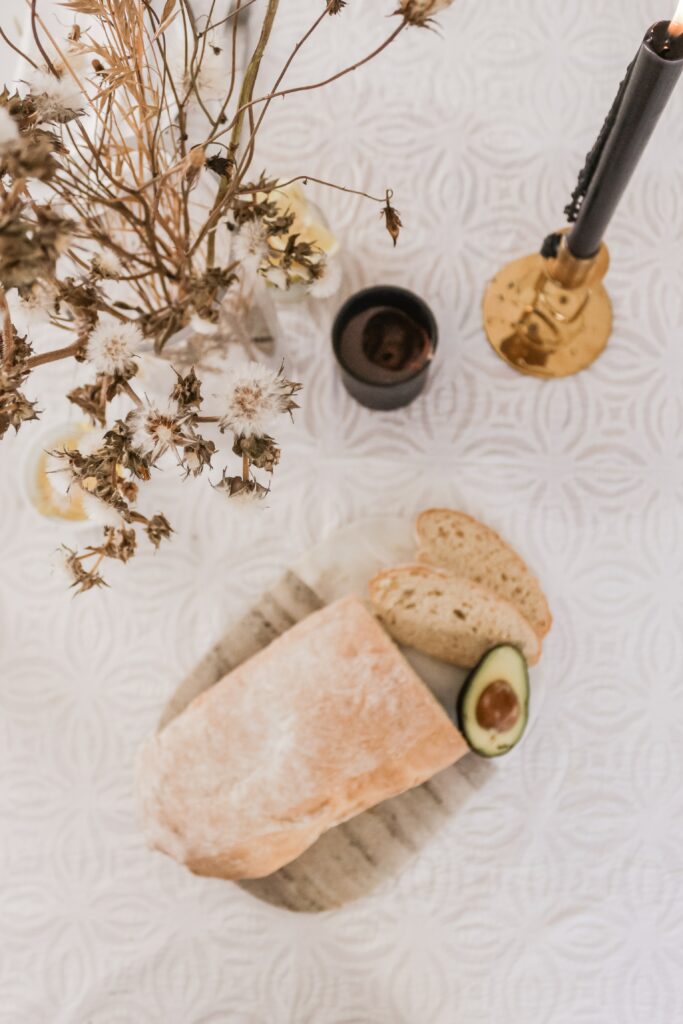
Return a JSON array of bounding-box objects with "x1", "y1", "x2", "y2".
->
[
  {"x1": 138, "y1": 595, "x2": 468, "y2": 880},
  {"x1": 415, "y1": 508, "x2": 552, "y2": 639},
  {"x1": 369, "y1": 564, "x2": 541, "y2": 667}
]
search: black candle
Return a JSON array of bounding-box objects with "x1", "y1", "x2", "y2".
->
[
  {"x1": 566, "y1": 20, "x2": 683, "y2": 260},
  {"x1": 332, "y1": 285, "x2": 437, "y2": 410}
]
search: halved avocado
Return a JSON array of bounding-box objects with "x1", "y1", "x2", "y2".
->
[{"x1": 457, "y1": 645, "x2": 529, "y2": 758}]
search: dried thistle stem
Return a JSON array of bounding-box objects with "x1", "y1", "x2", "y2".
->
[
  {"x1": 26, "y1": 342, "x2": 82, "y2": 370},
  {"x1": 0, "y1": 287, "x2": 14, "y2": 368},
  {"x1": 121, "y1": 380, "x2": 143, "y2": 407},
  {"x1": 243, "y1": 175, "x2": 387, "y2": 205},
  {"x1": 205, "y1": 0, "x2": 281, "y2": 265}
]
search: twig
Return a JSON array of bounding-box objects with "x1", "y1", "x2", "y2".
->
[
  {"x1": 29, "y1": 0, "x2": 56, "y2": 75},
  {"x1": 238, "y1": 0, "x2": 335, "y2": 175},
  {"x1": 241, "y1": 175, "x2": 387, "y2": 205},
  {"x1": 0, "y1": 24, "x2": 38, "y2": 69},
  {"x1": 121, "y1": 380, "x2": 143, "y2": 407},
  {"x1": 0, "y1": 286, "x2": 15, "y2": 367},
  {"x1": 26, "y1": 341, "x2": 82, "y2": 370},
  {"x1": 205, "y1": 0, "x2": 281, "y2": 265}
]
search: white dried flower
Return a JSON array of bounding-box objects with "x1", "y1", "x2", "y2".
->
[
  {"x1": 218, "y1": 363, "x2": 299, "y2": 437},
  {"x1": 79, "y1": 489, "x2": 123, "y2": 527},
  {"x1": 85, "y1": 319, "x2": 141, "y2": 377},
  {"x1": 28, "y1": 68, "x2": 84, "y2": 122},
  {"x1": 76, "y1": 428, "x2": 106, "y2": 457},
  {"x1": 190, "y1": 313, "x2": 218, "y2": 336},
  {"x1": 10, "y1": 285, "x2": 55, "y2": 330},
  {"x1": 91, "y1": 251, "x2": 122, "y2": 278},
  {"x1": 261, "y1": 265, "x2": 288, "y2": 291},
  {"x1": 131, "y1": 401, "x2": 189, "y2": 462},
  {"x1": 233, "y1": 219, "x2": 270, "y2": 276},
  {"x1": 398, "y1": 0, "x2": 453, "y2": 25},
  {"x1": 0, "y1": 107, "x2": 19, "y2": 148},
  {"x1": 308, "y1": 257, "x2": 342, "y2": 300}
]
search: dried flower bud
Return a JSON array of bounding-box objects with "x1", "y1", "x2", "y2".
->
[
  {"x1": 0, "y1": 381, "x2": 39, "y2": 438},
  {"x1": 0, "y1": 205, "x2": 73, "y2": 290},
  {"x1": 145, "y1": 513, "x2": 173, "y2": 549},
  {"x1": 397, "y1": 0, "x2": 453, "y2": 26},
  {"x1": 0, "y1": 128, "x2": 60, "y2": 182},
  {"x1": 117, "y1": 479, "x2": 138, "y2": 503},
  {"x1": 233, "y1": 433, "x2": 280, "y2": 473},
  {"x1": 206, "y1": 153, "x2": 234, "y2": 180},
  {"x1": 104, "y1": 418, "x2": 152, "y2": 481},
  {"x1": 327, "y1": 0, "x2": 347, "y2": 12},
  {"x1": 171, "y1": 367, "x2": 203, "y2": 409},
  {"x1": 57, "y1": 278, "x2": 100, "y2": 327},
  {"x1": 183, "y1": 145, "x2": 206, "y2": 190},
  {"x1": 58, "y1": 546, "x2": 108, "y2": 594},
  {"x1": 93, "y1": 526, "x2": 137, "y2": 563},
  {"x1": 181, "y1": 436, "x2": 216, "y2": 477},
  {"x1": 381, "y1": 190, "x2": 402, "y2": 247},
  {"x1": 67, "y1": 370, "x2": 138, "y2": 426},
  {"x1": 212, "y1": 470, "x2": 269, "y2": 503},
  {"x1": 0, "y1": 107, "x2": 19, "y2": 148},
  {"x1": 26, "y1": 68, "x2": 84, "y2": 124}
]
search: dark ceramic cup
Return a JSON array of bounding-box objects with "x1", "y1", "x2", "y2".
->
[{"x1": 331, "y1": 285, "x2": 438, "y2": 411}]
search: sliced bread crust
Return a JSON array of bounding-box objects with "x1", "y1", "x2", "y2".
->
[
  {"x1": 415, "y1": 509, "x2": 552, "y2": 639},
  {"x1": 138, "y1": 596, "x2": 468, "y2": 880},
  {"x1": 369, "y1": 564, "x2": 541, "y2": 668}
]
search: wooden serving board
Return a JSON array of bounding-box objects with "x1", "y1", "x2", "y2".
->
[{"x1": 159, "y1": 519, "x2": 495, "y2": 913}]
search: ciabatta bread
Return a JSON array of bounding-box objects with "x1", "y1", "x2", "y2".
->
[
  {"x1": 138, "y1": 596, "x2": 467, "y2": 881},
  {"x1": 369, "y1": 564, "x2": 541, "y2": 667},
  {"x1": 415, "y1": 508, "x2": 552, "y2": 639}
]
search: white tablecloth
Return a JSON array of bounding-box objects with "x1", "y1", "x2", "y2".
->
[{"x1": 2, "y1": 1, "x2": 683, "y2": 1021}]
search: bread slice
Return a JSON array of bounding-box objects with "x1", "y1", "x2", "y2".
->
[
  {"x1": 138, "y1": 596, "x2": 468, "y2": 881},
  {"x1": 415, "y1": 509, "x2": 552, "y2": 639},
  {"x1": 369, "y1": 564, "x2": 541, "y2": 668}
]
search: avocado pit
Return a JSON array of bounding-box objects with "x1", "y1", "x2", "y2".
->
[{"x1": 475, "y1": 679, "x2": 520, "y2": 732}]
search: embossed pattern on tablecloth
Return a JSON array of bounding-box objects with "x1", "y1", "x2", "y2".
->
[{"x1": 2, "y1": 1, "x2": 683, "y2": 1021}]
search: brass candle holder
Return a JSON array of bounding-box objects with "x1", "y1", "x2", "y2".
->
[
  {"x1": 482, "y1": 231, "x2": 612, "y2": 379},
  {"x1": 482, "y1": 18, "x2": 683, "y2": 380}
]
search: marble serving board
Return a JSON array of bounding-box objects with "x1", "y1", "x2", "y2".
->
[{"x1": 158, "y1": 517, "x2": 495, "y2": 913}]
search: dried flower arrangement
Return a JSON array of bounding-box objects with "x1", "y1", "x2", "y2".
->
[{"x1": 0, "y1": 0, "x2": 453, "y2": 592}]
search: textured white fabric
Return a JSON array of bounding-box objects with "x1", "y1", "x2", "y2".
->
[{"x1": 2, "y1": 0, "x2": 683, "y2": 1021}]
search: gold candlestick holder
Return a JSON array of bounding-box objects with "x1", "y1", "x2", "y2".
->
[{"x1": 482, "y1": 230, "x2": 612, "y2": 379}]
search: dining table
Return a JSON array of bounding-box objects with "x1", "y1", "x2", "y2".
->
[{"x1": 2, "y1": 1, "x2": 683, "y2": 1021}]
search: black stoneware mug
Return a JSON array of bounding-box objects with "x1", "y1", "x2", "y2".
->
[{"x1": 331, "y1": 285, "x2": 438, "y2": 411}]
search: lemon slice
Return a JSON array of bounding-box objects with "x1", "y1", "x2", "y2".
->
[{"x1": 31, "y1": 423, "x2": 91, "y2": 522}]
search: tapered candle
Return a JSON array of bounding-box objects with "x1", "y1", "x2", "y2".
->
[{"x1": 566, "y1": 11, "x2": 683, "y2": 260}]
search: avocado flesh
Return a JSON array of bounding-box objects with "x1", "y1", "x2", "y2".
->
[{"x1": 457, "y1": 645, "x2": 529, "y2": 757}]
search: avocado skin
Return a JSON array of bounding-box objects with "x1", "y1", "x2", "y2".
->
[{"x1": 456, "y1": 644, "x2": 529, "y2": 758}]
